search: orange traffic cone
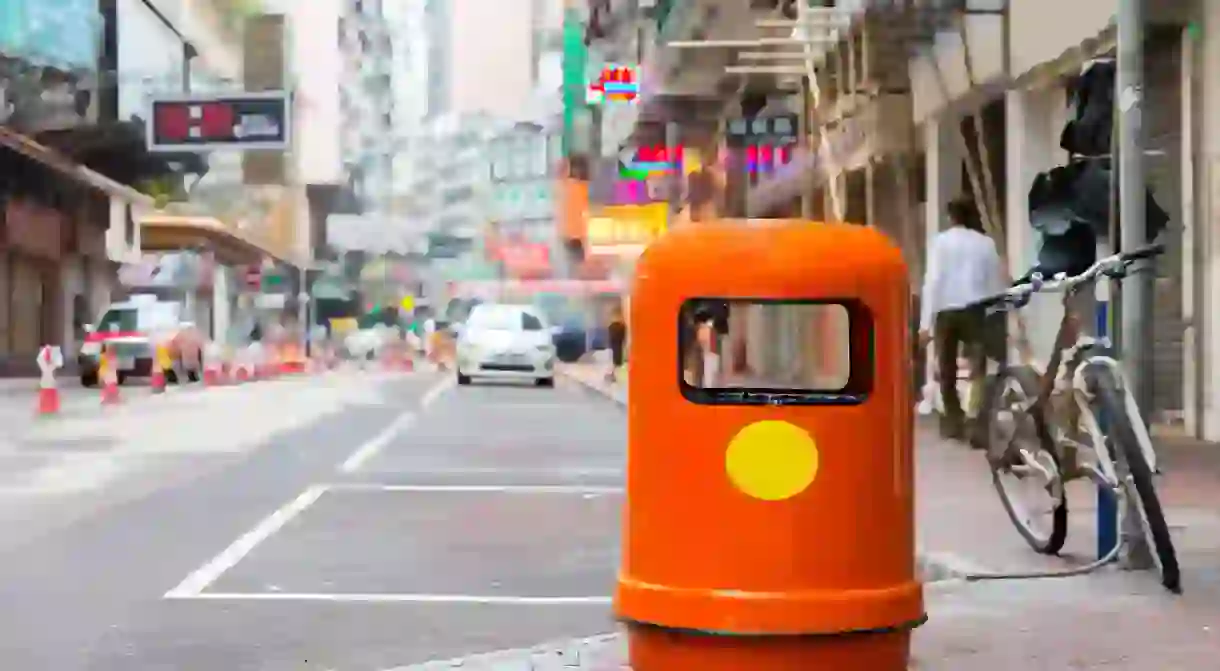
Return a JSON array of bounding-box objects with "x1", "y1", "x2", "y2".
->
[
  {"x1": 203, "y1": 363, "x2": 220, "y2": 387},
  {"x1": 36, "y1": 345, "x2": 61, "y2": 416},
  {"x1": 38, "y1": 385, "x2": 60, "y2": 415},
  {"x1": 149, "y1": 366, "x2": 167, "y2": 394},
  {"x1": 100, "y1": 374, "x2": 120, "y2": 405},
  {"x1": 99, "y1": 346, "x2": 121, "y2": 405},
  {"x1": 150, "y1": 344, "x2": 171, "y2": 394}
]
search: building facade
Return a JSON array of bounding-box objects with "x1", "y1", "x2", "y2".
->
[{"x1": 594, "y1": 0, "x2": 1220, "y2": 441}]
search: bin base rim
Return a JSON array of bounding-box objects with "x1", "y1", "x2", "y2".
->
[
  {"x1": 618, "y1": 612, "x2": 928, "y2": 639},
  {"x1": 614, "y1": 576, "x2": 925, "y2": 636}
]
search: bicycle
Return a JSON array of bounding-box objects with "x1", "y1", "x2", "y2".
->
[{"x1": 970, "y1": 242, "x2": 1181, "y2": 594}]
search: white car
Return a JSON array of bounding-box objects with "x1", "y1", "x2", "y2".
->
[{"x1": 455, "y1": 303, "x2": 556, "y2": 387}]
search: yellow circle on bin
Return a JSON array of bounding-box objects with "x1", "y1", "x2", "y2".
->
[{"x1": 725, "y1": 420, "x2": 819, "y2": 501}]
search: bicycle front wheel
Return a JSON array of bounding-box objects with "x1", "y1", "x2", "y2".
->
[
  {"x1": 1087, "y1": 366, "x2": 1181, "y2": 594},
  {"x1": 978, "y1": 365, "x2": 1068, "y2": 555}
]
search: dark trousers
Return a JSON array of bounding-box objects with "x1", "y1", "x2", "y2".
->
[{"x1": 934, "y1": 306, "x2": 987, "y2": 428}]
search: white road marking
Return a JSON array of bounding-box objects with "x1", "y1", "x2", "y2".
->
[
  {"x1": 337, "y1": 374, "x2": 453, "y2": 473},
  {"x1": 339, "y1": 412, "x2": 417, "y2": 473},
  {"x1": 163, "y1": 484, "x2": 329, "y2": 599},
  {"x1": 325, "y1": 483, "x2": 625, "y2": 495},
  {"x1": 419, "y1": 375, "x2": 455, "y2": 409},
  {"x1": 165, "y1": 592, "x2": 611, "y2": 604}
]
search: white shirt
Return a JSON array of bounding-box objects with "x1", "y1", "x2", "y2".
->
[{"x1": 919, "y1": 226, "x2": 1005, "y2": 331}]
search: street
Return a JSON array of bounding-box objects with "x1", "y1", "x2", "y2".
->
[
  {"x1": 0, "y1": 369, "x2": 625, "y2": 670},
  {"x1": 2, "y1": 366, "x2": 1219, "y2": 670}
]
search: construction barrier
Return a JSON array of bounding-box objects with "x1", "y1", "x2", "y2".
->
[{"x1": 617, "y1": 221, "x2": 923, "y2": 671}]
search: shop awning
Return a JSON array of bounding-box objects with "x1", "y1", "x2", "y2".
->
[
  {"x1": 140, "y1": 215, "x2": 288, "y2": 268},
  {"x1": 0, "y1": 126, "x2": 154, "y2": 206}
]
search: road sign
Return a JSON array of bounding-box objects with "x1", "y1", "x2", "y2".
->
[
  {"x1": 147, "y1": 91, "x2": 291, "y2": 152},
  {"x1": 400, "y1": 295, "x2": 415, "y2": 312}
]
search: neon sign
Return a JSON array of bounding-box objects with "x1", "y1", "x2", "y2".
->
[{"x1": 587, "y1": 64, "x2": 640, "y2": 104}]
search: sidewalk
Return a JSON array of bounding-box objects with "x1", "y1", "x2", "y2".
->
[{"x1": 437, "y1": 364, "x2": 1220, "y2": 670}]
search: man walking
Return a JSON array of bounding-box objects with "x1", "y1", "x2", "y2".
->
[{"x1": 918, "y1": 196, "x2": 1005, "y2": 441}]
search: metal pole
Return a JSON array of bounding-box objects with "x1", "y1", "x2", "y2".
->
[
  {"x1": 665, "y1": 121, "x2": 680, "y2": 224},
  {"x1": 799, "y1": 76, "x2": 813, "y2": 219},
  {"x1": 1115, "y1": 0, "x2": 1155, "y2": 570}
]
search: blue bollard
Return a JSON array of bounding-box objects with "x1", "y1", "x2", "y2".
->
[{"x1": 1095, "y1": 299, "x2": 1118, "y2": 558}]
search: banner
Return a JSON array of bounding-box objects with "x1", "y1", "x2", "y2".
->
[{"x1": 0, "y1": 0, "x2": 100, "y2": 71}]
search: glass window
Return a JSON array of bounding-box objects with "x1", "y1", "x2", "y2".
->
[
  {"x1": 96, "y1": 307, "x2": 138, "y2": 333},
  {"x1": 678, "y1": 299, "x2": 868, "y2": 405},
  {"x1": 467, "y1": 305, "x2": 526, "y2": 331},
  {"x1": 138, "y1": 302, "x2": 183, "y2": 330},
  {"x1": 521, "y1": 312, "x2": 544, "y2": 331}
]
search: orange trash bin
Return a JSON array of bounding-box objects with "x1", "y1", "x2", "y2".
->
[{"x1": 615, "y1": 220, "x2": 923, "y2": 671}]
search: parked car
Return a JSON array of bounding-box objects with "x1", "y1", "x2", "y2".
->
[
  {"x1": 78, "y1": 294, "x2": 204, "y2": 386},
  {"x1": 455, "y1": 303, "x2": 556, "y2": 387}
]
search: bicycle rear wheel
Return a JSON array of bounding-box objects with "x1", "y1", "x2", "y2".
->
[
  {"x1": 1087, "y1": 367, "x2": 1181, "y2": 593},
  {"x1": 977, "y1": 365, "x2": 1068, "y2": 555}
]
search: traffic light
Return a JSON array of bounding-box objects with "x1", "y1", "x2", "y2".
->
[
  {"x1": 1061, "y1": 59, "x2": 1115, "y2": 157},
  {"x1": 1024, "y1": 57, "x2": 1169, "y2": 280},
  {"x1": 1026, "y1": 160, "x2": 1169, "y2": 278}
]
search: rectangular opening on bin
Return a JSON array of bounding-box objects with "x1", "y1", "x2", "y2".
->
[{"x1": 678, "y1": 299, "x2": 872, "y2": 405}]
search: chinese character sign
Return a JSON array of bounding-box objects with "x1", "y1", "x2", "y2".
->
[{"x1": 587, "y1": 64, "x2": 640, "y2": 105}]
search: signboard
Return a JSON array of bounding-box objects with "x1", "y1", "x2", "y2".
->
[
  {"x1": 586, "y1": 64, "x2": 640, "y2": 105},
  {"x1": 619, "y1": 144, "x2": 684, "y2": 180},
  {"x1": 586, "y1": 204, "x2": 667, "y2": 254},
  {"x1": 147, "y1": 91, "x2": 292, "y2": 152},
  {"x1": 725, "y1": 115, "x2": 800, "y2": 174},
  {"x1": 724, "y1": 114, "x2": 799, "y2": 148},
  {"x1": 243, "y1": 265, "x2": 262, "y2": 290},
  {"x1": 497, "y1": 242, "x2": 551, "y2": 279}
]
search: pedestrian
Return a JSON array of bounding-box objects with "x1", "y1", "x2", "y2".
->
[
  {"x1": 918, "y1": 195, "x2": 1005, "y2": 442},
  {"x1": 606, "y1": 306, "x2": 627, "y2": 383},
  {"x1": 695, "y1": 307, "x2": 720, "y2": 388}
]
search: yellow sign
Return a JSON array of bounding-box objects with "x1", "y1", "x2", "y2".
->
[
  {"x1": 400, "y1": 295, "x2": 415, "y2": 312},
  {"x1": 587, "y1": 203, "x2": 668, "y2": 248},
  {"x1": 329, "y1": 317, "x2": 358, "y2": 335}
]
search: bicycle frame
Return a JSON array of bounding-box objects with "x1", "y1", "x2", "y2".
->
[{"x1": 1005, "y1": 280, "x2": 1160, "y2": 480}]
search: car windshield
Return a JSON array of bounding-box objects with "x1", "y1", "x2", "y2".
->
[
  {"x1": 466, "y1": 305, "x2": 539, "y2": 332},
  {"x1": 95, "y1": 308, "x2": 137, "y2": 333},
  {"x1": 95, "y1": 302, "x2": 182, "y2": 333}
]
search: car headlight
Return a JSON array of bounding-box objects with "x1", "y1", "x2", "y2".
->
[{"x1": 535, "y1": 344, "x2": 554, "y2": 353}]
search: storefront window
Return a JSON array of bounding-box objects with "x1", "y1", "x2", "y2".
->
[{"x1": 678, "y1": 299, "x2": 869, "y2": 405}]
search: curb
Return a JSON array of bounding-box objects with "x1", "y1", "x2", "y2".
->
[
  {"x1": 380, "y1": 633, "x2": 623, "y2": 670},
  {"x1": 557, "y1": 366, "x2": 625, "y2": 407}
]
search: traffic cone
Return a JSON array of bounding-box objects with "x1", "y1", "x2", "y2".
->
[
  {"x1": 37, "y1": 384, "x2": 60, "y2": 415},
  {"x1": 99, "y1": 346, "x2": 121, "y2": 405},
  {"x1": 36, "y1": 345, "x2": 61, "y2": 416},
  {"x1": 149, "y1": 365, "x2": 167, "y2": 394},
  {"x1": 100, "y1": 372, "x2": 120, "y2": 405}
]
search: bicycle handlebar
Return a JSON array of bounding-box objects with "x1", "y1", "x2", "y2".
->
[{"x1": 968, "y1": 242, "x2": 1166, "y2": 311}]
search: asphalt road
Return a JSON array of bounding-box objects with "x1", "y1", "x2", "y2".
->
[{"x1": 0, "y1": 371, "x2": 627, "y2": 670}]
